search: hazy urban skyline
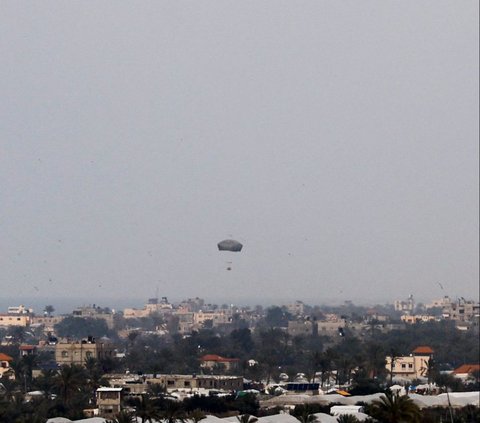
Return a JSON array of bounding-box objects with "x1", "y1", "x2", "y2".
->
[{"x1": 1, "y1": 2, "x2": 478, "y2": 305}]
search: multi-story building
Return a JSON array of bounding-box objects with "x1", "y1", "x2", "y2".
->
[
  {"x1": 385, "y1": 346, "x2": 434, "y2": 380},
  {"x1": 0, "y1": 314, "x2": 30, "y2": 327},
  {"x1": 72, "y1": 305, "x2": 115, "y2": 329},
  {"x1": 442, "y1": 298, "x2": 480, "y2": 323},
  {"x1": 30, "y1": 315, "x2": 64, "y2": 333},
  {"x1": 394, "y1": 295, "x2": 415, "y2": 313},
  {"x1": 286, "y1": 301, "x2": 305, "y2": 316},
  {"x1": 123, "y1": 297, "x2": 173, "y2": 319},
  {"x1": 108, "y1": 374, "x2": 243, "y2": 394},
  {"x1": 96, "y1": 387, "x2": 122, "y2": 418},
  {"x1": 55, "y1": 337, "x2": 115, "y2": 366}
]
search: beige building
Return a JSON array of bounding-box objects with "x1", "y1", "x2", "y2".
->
[
  {"x1": 31, "y1": 315, "x2": 64, "y2": 333},
  {"x1": 55, "y1": 337, "x2": 115, "y2": 366},
  {"x1": 394, "y1": 295, "x2": 415, "y2": 312},
  {"x1": 386, "y1": 346, "x2": 434, "y2": 380},
  {"x1": 97, "y1": 387, "x2": 122, "y2": 417},
  {"x1": 200, "y1": 354, "x2": 240, "y2": 372},
  {"x1": 401, "y1": 315, "x2": 438, "y2": 324},
  {"x1": 0, "y1": 314, "x2": 30, "y2": 327},
  {"x1": 108, "y1": 374, "x2": 243, "y2": 394},
  {"x1": 286, "y1": 301, "x2": 305, "y2": 316},
  {"x1": 124, "y1": 297, "x2": 173, "y2": 319}
]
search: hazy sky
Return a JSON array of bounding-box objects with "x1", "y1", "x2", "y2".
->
[{"x1": 1, "y1": 1, "x2": 478, "y2": 308}]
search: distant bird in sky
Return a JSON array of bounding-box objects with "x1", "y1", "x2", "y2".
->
[{"x1": 437, "y1": 282, "x2": 444, "y2": 290}]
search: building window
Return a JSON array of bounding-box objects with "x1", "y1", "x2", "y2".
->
[
  {"x1": 401, "y1": 364, "x2": 406, "y2": 369},
  {"x1": 408, "y1": 364, "x2": 413, "y2": 368},
  {"x1": 61, "y1": 351, "x2": 69, "y2": 357},
  {"x1": 184, "y1": 381, "x2": 190, "y2": 387},
  {"x1": 167, "y1": 380, "x2": 174, "y2": 386}
]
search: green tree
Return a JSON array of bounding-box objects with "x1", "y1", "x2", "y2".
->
[
  {"x1": 337, "y1": 416, "x2": 360, "y2": 423},
  {"x1": 54, "y1": 364, "x2": 87, "y2": 409},
  {"x1": 44, "y1": 305, "x2": 55, "y2": 316},
  {"x1": 236, "y1": 414, "x2": 258, "y2": 423},
  {"x1": 187, "y1": 408, "x2": 206, "y2": 423},
  {"x1": 369, "y1": 390, "x2": 421, "y2": 423},
  {"x1": 161, "y1": 400, "x2": 186, "y2": 423},
  {"x1": 295, "y1": 410, "x2": 318, "y2": 422},
  {"x1": 108, "y1": 410, "x2": 136, "y2": 423},
  {"x1": 133, "y1": 394, "x2": 161, "y2": 423},
  {"x1": 54, "y1": 316, "x2": 112, "y2": 339}
]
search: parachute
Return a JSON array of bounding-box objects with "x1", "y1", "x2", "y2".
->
[{"x1": 217, "y1": 239, "x2": 243, "y2": 252}]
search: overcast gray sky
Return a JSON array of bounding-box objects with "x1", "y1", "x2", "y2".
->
[{"x1": 1, "y1": 1, "x2": 478, "y2": 307}]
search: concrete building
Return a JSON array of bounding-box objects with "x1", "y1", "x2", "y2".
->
[
  {"x1": 386, "y1": 346, "x2": 434, "y2": 380},
  {"x1": 72, "y1": 305, "x2": 115, "y2": 329},
  {"x1": 452, "y1": 364, "x2": 480, "y2": 381},
  {"x1": 401, "y1": 315, "x2": 438, "y2": 324},
  {"x1": 200, "y1": 354, "x2": 240, "y2": 372},
  {"x1": 394, "y1": 295, "x2": 415, "y2": 312},
  {"x1": 442, "y1": 299, "x2": 480, "y2": 323},
  {"x1": 96, "y1": 387, "x2": 122, "y2": 418},
  {"x1": 108, "y1": 374, "x2": 243, "y2": 394},
  {"x1": 286, "y1": 301, "x2": 305, "y2": 316},
  {"x1": 0, "y1": 314, "x2": 30, "y2": 327},
  {"x1": 55, "y1": 337, "x2": 115, "y2": 366},
  {"x1": 124, "y1": 297, "x2": 173, "y2": 319}
]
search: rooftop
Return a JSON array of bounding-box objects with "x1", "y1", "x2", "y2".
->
[
  {"x1": 412, "y1": 346, "x2": 434, "y2": 355},
  {"x1": 453, "y1": 364, "x2": 480, "y2": 375},
  {"x1": 201, "y1": 354, "x2": 240, "y2": 362}
]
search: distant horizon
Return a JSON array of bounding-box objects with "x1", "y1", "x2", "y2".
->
[{"x1": 1, "y1": 292, "x2": 477, "y2": 315}]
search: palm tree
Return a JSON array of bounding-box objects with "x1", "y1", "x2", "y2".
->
[
  {"x1": 108, "y1": 410, "x2": 136, "y2": 423},
  {"x1": 188, "y1": 408, "x2": 206, "y2": 422},
  {"x1": 84, "y1": 356, "x2": 109, "y2": 403},
  {"x1": 295, "y1": 411, "x2": 317, "y2": 423},
  {"x1": 161, "y1": 400, "x2": 186, "y2": 423},
  {"x1": 54, "y1": 364, "x2": 87, "y2": 407},
  {"x1": 337, "y1": 415, "x2": 360, "y2": 423},
  {"x1": 369, "y1": 390, "x2": 421, "y2": 423},
  {"x1": 236, "y1": 414, "x2": 258, "y2": 423},
  {"x1": 134, "y1": 394, "x2": 161, "y2": 423},
  {"x1": 387, "y1": 348, "x2": 400, "y2": 385}
]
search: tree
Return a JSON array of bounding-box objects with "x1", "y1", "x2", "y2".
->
[
  {"x1": 387, "y1": 348, "x2": 400, "y2": 385},
  {"x1": 108, "y1": 410, "x2": 136, "y2": 423},
  {"x1": 132, "y1": 394, "x2": 161, "y2": 423},
  {"x1": 337, "y1": 416, "x2": 360, "y2": 423},
  {"x1": 161, "y1": 400, "x2": 186, "y2": 423},
  {"x1": 54, "y1": 316, "x2": 111, "y2": 339},
  {"x1": 236, "y1": 414, "x2": 258, "y2": 423},
  {"x1": 54, "y1": 364, "x2": 87, "y2": 408},
  {"x1": 187, "y1": 409, "x2": 206, "y2": 423},
  {"x1": 295, "y1": 410, "x2": 318, "y2": 423},
  {"x1": 44, "y1": 305, "x2": 55, "y2": 316},
  {"x1": 369, "y1": 390, "x2": 421, "y2": 423}
]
